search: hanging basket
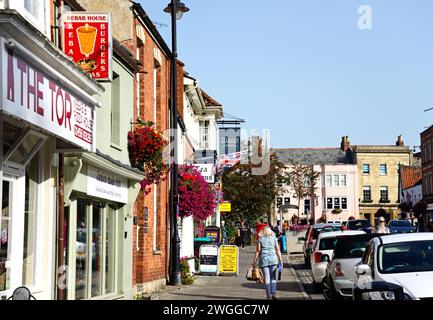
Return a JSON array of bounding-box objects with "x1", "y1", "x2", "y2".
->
[
  {"x1": 331, "y1": 208, "x2": 342, "y2": 214},
  {"x1": 127, "y1": 119, "x2": 168, "y2": 194}
]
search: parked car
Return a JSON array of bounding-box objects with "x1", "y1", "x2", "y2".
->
[
  {"x1": 310, "y1": 230, "x2": 365, "y2": 292},
  {"x1": 299, "y1": 223, "x2": 344, "y2": 268},
  {"x1": 346, "y1": 219, "x2": 373, "y2": 234},
  {"x1": 388, "y1": 220, "x2": 417, "y2": 234},
  {"x1": 353, "y1": 233, "x2": 433, "y2": 300},
  {"x1": 322, "y1": 233, "x2": 383, "y2": 300}
]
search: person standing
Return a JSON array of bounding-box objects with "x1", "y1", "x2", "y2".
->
[
  {"x1": 221, "y1": 220, "x2": 228, "y2": 245},
  {"x1": 238, "y1": 220, "x2": 248, "y2": 249},
  {"x1": 252, "y1": 226, "x2": 283, "y2": 300},
  {"x1": 373, "y1": 217, "x2": 390, "y2": 234}
]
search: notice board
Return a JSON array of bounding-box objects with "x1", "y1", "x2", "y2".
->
[
  {"x1": 218, "y1": 245, "x2": 239, "y2": 276},
  {"x1": 199, "y1": 245, "x2": 219, "y2": 275}
]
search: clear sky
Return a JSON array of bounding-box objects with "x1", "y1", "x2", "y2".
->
[{"x1": 139, "y1": 0, "x2": 433, "y2": 150}]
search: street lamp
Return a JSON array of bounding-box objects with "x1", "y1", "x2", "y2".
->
[{"x1": 164, "y1": 0, "x2": 189, "y2": 286}]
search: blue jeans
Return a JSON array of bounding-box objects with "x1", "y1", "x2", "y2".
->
[{"x1": 261, "y1": 265, "x2": 277, "y2": 298}]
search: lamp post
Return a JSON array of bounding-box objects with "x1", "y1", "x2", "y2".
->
[{"x1": 164, "y1": 0, "x2": 189, "y2": 286}]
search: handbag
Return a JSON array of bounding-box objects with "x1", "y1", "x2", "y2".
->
[{"x1": 246, "y1": 266, "x2": 255, "y2": 281}]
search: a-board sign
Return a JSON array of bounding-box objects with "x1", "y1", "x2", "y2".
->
[
  {"x1": 204, "y1": 226, "x2": 220, "y2": 245},
  {"x1": 218, "y1": 245, "x2": 239, "y2": 275},
  {"x1": 199, "y1": 245, "x2": 219, "y2": 275}
]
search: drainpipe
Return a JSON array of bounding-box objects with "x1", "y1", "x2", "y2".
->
[{"x1": 57, "y1": 153, "x2": 66, "y2": 300}]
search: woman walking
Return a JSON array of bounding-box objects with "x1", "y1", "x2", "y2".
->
[{"x1": 252, "y1": 226, "x2": 283, "y2": 300}]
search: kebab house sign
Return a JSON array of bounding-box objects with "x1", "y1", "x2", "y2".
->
[
  {"x1": 62, "y1": 13, "x2": 112, "y2": 80},
  {"x1": 0, "y1": 39, "x2": 96, "y2": 151}
]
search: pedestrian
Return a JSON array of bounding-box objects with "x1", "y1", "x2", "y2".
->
[
  {"x1": 373, "y1": 216, "x2": 390, "y2": 234},
  {"x1": 221, "y1": 220, "x2": 228, "y2": 245},
  {"x1": 238, "y1": 220, "x2": 248, "y2": 249},
  {"x1": 252, "y1": 226, "x2": 283, "y2": 300}
]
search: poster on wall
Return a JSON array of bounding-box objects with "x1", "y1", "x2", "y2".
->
[{"x1": 62, "y1": 12, "x2": 113, "y2": 80}]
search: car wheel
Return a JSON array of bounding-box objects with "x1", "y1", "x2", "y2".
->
[
  {"x1": 322, "y1": 278, "x2": 332, "y2": 300},
  {"x1": 313, "y1": 280, "x2": 322, "y2": 293},
  {"x1": 304, "y1": 256, "x2": 310, "y2": 268}
]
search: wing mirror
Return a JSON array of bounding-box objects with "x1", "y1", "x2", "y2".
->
[
  {"x1": 321, "y1": 254, "x2": 330, "y2": 263},
  {"x1": 355, "y1": 264, "x2": 371, "y2": 276}
]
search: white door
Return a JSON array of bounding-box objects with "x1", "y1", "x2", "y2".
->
[{"x1": 0, "y1": 176, "x2": 25, "y2": 298}]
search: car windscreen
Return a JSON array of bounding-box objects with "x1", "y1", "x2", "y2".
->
[
  {"x1": 379, "y1": 240, "x2": 433, "y2": 274},
  {"x1": 313, "y1": 226, "x2": 343, "y2": 239},
  {"x1": 389, "y1": 221, "x2": 412, "y2": 227},
  {"x1": 333, "y1": 235, "x2": 377, "y2": 259},
  {"x1": 319, "y1": 237, "x2": 338, "y2": 250},
  {"x1": 347, "y1": 220, "x2": 370, "y2": 229}
]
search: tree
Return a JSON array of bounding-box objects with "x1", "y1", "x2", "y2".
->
[
  {"x1": 221, "y1": 152, "x2": 287, "y2": 228},
  {"x1": 285, "y1": 161, "x2": 320, "y2": 224}
]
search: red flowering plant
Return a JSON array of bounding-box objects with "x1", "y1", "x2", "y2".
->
[
  {"x1": 127, "y1": 119, "x2": 169, "y2": 195},
  {"x1": 178, "y1": 165, "x2": 217, "y2": 222}
]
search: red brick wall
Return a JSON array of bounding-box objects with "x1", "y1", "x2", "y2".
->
[{"x1": 132, "y1": 19, "x2": 170, "y2": 288}]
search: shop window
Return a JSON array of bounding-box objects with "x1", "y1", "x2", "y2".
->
[
  {"x1": 105, "y1": 206, "x2": 116, "y2": 294},
  {"x1": 0, "y1": 181, "x2": 11, "y2": 292},
  {"x1": 91, "y1": 202, "x2": 103, "y2": 297},
  {"x1": 22, "y1": 152, "x2": 40, "y2": 287},
  {"x1": 75, "y1": 198, "x2": 88, "y2": 300},
  {"x1": 74, "y1": 199, "x2": 118, "y2": 299}
]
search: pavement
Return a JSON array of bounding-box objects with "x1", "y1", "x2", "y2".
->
[{"x1": 153, "y1": 245, "x2": 314, "y2": 300}]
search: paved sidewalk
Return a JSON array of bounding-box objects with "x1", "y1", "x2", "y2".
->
[{"x1": 154, "y1": 246, "x2": 307, "y2": 300}]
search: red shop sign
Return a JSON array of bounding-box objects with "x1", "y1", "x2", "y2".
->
[{"x1": 62, "y1": 12, "x2": 112, "y2": 80}]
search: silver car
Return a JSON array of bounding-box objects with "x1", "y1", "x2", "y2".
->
[{"x1": 322, "y1": 233, "x2": 382, "y2": 300}]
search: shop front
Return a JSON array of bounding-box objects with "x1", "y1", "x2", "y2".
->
[
  {"x1": 0, "y1": 12, "x2": 103, "y2": 299},
  {"x1": 63, "y1": 154, "x2": 142, "y2": 300}
]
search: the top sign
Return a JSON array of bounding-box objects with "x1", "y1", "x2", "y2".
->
[
  {"x1": 62, "y1": 13, "x2": 113, "y2": 80},
  {"x1": 1, "y1": 39, "x2": 96, "y2": 151}
]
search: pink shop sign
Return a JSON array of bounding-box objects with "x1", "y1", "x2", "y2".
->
[{"x1": 1, "y1": 42, "x2": 96, "y2": 151}]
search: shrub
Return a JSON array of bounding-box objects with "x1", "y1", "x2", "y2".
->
[{"x1": 180, "y1": 257, "x2": 194, "y2": 285}]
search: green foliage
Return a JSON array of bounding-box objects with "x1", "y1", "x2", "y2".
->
[
  {"x1": 180, "y1": 259, "x2": 194, "y2": 285},
  {"x1": 221, "y1": 152, "x2": 287, "y2": 226}
]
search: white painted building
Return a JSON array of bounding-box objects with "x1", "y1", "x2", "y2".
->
[{"x1": 177, "y1": 73, "x2": 223, "y2": 273}]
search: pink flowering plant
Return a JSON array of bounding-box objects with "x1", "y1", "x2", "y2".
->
[
  {"x1": 178, "y1": 165, "x2": 216, "y2": 222},
  {"x1": 127, "y1": 119, "x2": 169, "y2": 195}
]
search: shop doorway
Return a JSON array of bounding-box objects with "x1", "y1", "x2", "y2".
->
[{"x1": 1, "y1": 180, "x2": 12, "y2": 294}]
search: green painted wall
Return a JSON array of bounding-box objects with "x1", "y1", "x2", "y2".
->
[{"x1": 95, "y1": 57, "x2": 134, "y2": 166}]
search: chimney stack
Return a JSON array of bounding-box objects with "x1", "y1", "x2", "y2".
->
[
  {"x1": 396, "y1": 135, "x2": 404, "y2": 147},
  {"x1": 341, "y1": 136, "x2": 350, "y2": 152}
]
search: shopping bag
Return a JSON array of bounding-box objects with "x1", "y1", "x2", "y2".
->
[
  {"x1": 246, "y1": 266, "x2": 255, "y2": 281},
  {"x1": 255, "y1": 267, "x2": 264, "y2": 284}
]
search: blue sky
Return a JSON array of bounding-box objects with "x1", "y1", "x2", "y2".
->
[{"x1": 139, "y1": 0, "x2": 433, "y2": 149}]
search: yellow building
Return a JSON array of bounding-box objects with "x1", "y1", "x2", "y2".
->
[{"x1": 342, "y1": 136, "x2": 412, "y2": 226}]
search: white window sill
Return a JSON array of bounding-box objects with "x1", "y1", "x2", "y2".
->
[
  {"x1": 86, "y1": 293, "x2": 124, "y2": 300},
  {"x1": 110, "y1": 143, "x2": 122, "y2": 151}
]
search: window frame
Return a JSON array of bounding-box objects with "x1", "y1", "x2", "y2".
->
[
  {"x1": 380, "y1": 186, "x2": 389, "y2": 202},
  {"x1": 379, "y1": 164, "x2": 387, "y2": 176},
  {"x1": 363, "y1": 186, "x2": 372, "y2": 202},
  {"x1": 362, "y1": 164, "x2": 370, "y2": 175}
]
